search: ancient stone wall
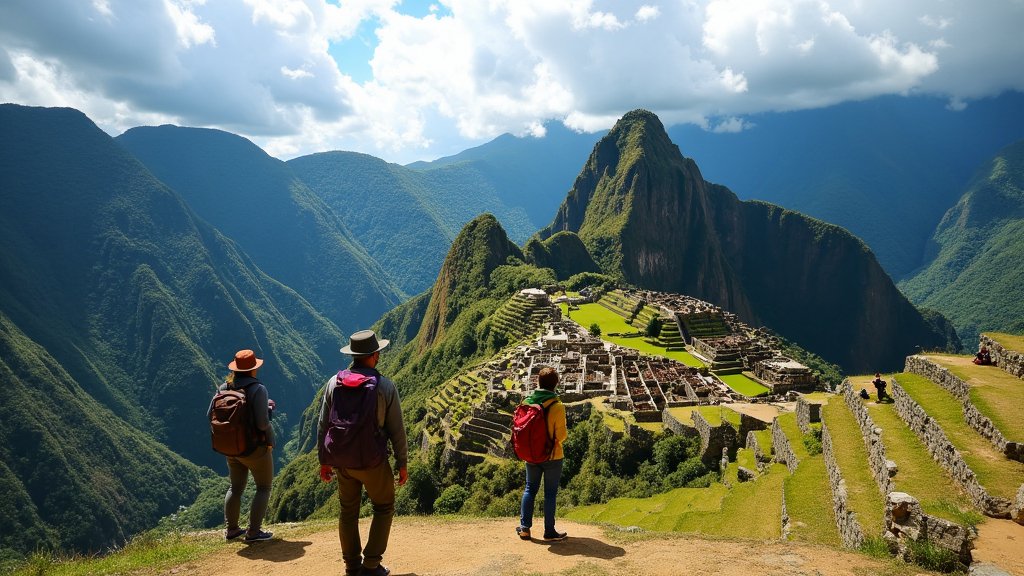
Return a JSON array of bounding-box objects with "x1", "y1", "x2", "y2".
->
[
  {"x1": 884, "y1": 492, "x2": 975, "y2": 566},
  {"x1": 889, "y1": 379, "x2": 1014, "y2": 518},
  {"x1": 796, "y1": 397, "x2": 821, "y2": 433},
  {"x1": 840, "y1": 381, "x2": 895, "y2": 494},
  {"x1": 821, "y1": 420, "x2": 866, "y2": 548},
  {"x1": 770, "y1": 417, "x2": 799, "y2": 473},
  {"x1": 981, "y1": 334, "x2": 1024, "y2": 378},
  {"x1": 693, "y1": 410, "x2": 737, "y2": 466},
  {"x1": 737, "y1": 413, "x2": 769, "y2": 439},
  {"x1": 745, "y1": 430, "x2": 771, "y2": 471}
]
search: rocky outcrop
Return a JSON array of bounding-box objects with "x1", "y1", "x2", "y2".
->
[
  {"x1": 890, "y1": 379, "x2": 1014, "y2": 518},
  {"x1": 1014, "y1": 484, "x2": 1024, "y2": 525},
  {"x1": 821, "y1": 421, "x2": 866, "y2": 548},
  {"x1": 904, "y1": 355, "x2": 1023, "y2": 462},
  {"x1": 981, "y1": 334, "x2": 1024, "y2": 379},
  {"x1": 884, "y1": 492, "x2": 974, "y2": 566}
]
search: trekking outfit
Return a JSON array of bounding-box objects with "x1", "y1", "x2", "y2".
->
[
  {"x1": 872, "y1": 376, "x2": 889, "y2": 402},
  {"x1": 317, "y1": 332, "x2": 407, "y2": 576},
  {"x1": 207, "y1": 350, "x2": 275, "y2": 542},
  {"x1": 516, "y1": 388, "x2": 568, "y2": 541}
]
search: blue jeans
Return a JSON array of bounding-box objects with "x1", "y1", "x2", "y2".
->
[{"x1": 520, "y1": 458, "x2": 563, "y2": 536}]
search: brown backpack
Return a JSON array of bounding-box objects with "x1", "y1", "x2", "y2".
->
[{"x1": 210, "y1": 382, "x2": 259, "y2": 457}]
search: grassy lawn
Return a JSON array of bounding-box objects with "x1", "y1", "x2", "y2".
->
[
  {"x1": 753, "y1": 429, "x2": 774, "y2": 457},
  {"x1": 777, "y1": 412, "x2": 809, "y2": 460},
  {"x1": 820, "y1": 401, "x2": 886, "y2": 536},
  {"x1": 667, "y1": 405, "x2": 740, "y2": 428},
  {"x1": 987, "y1": 331, "x2": 1024, "y2": 353},
  {"x1": 925, "y1": 353, "x2": 1024, "y2": 443},
  {"x1": 848, "y1": 377, "x2": 979, "y2": 525},
  {"x1": 784, "y1": 455, "x2": 841, "y2": 547},
  {"x1": 800, "y1": 392, "x2": 834, "y2": 404},
  {"x1": 566, "y1": 484, "x2": 729, "y2": 530},
  {"x1": 718, "y1": 373, "x2": 770, "y2": 397},
  {"x1": 563, "y1": 303, "x2": 705, "y2": 367},
  {"x1": 894, "y1": 373, "x2": 1024, "y2": 500}
]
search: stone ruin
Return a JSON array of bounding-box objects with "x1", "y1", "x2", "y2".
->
[{"x1": 754, "y1": 356, "x2": 819, "y2": 393}]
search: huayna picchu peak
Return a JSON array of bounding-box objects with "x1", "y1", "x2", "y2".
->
[{"x1": 540, "y1": 109, "x2": 959, "y2": 373}]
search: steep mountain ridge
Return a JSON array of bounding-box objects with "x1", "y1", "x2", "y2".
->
[
  {"x1": 900, "y1": 140, "x2": 1024, "y2": 343},
  {"x1": 541, "y1": 110, "x2": 957, "y2": 372},
  {"x1": 117, "y1": 126, "x2": 401, "y2": 334},
  {"x1": 0, "y1": 104, "x2": 345, "y2": 552}
]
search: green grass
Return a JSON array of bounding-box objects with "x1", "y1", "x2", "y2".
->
[
  {"x1": 848, "y1": 376, "x2": 977, "y2": 525},
  {"x1": 784, "y1": 455, "x2": 841, "y2": 547},
  {"x1": 718, "y1": 373, "x2": 770, "y2": 397},
  {"x1": 925, "y1": 353, "x2": 1024, "y2": 443},
  {"x1": 667, "y1": 406, "x2": 739, "y2": 428},
  {"x1": 752, "y1": 429, "x2": 774, "y2": 457},
  {"x1": 800, "y1": 392, "x2": 833, "y2": 404},
  {"x1": 820, "y1": 401, "x2": 886, "y2": 536},
  {"x1": 894, "y1": 373, "x2": 1024, "y2": 500},
  {"x1": 562, "y1": 303, "x2": 705, "y2": 367},
  {"x1": 777, "y1": 412, "x2": 809, "y2": 460},
  {"x1": 568, "y1": 464, "x2": 787, "y2": 540},
  {"x1": 986, "y1": 331, "x2": 1024, "y2": 353}
]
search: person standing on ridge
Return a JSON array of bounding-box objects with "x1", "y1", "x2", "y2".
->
[
  {"x1": 318, "y1": 330, "x2": 408, "y2": 576},
  {"x1": 516, "y1": 366, "x2": 569, "y2": 542},
  {"x1": 208, "y1": 349, "x2": 276, "y2": 542},
  {"x1": 871, "y1": 372, "x2": 890, "y2": 402}
]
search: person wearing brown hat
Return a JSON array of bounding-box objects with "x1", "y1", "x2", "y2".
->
[
  {"x1": 317, "y1": 330, "x2": 408, "y2": 576},
  {"x1": 207, "y1": 349, "x2": 276, "y2": 542}
]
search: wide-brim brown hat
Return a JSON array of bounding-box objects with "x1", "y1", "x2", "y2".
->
[
  {"x1": 228, "y1": 349, "x2": 264, "y2": 371},
  {"x1": 340, "y1": 330, "x2": 390, "y2": 356}
]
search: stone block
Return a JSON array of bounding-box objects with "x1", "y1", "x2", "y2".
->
[{"x1": 737, "y1": 466, "x2": 756, "y2": 482}]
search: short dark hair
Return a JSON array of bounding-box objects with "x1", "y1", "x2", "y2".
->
[{"x1": 538, "y1": 366, "x2": 559, "y2": 391}]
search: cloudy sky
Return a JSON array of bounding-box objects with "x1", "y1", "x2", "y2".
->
[{"x1": 1, "y1": 0, "x2": 1022, "y2": 164}]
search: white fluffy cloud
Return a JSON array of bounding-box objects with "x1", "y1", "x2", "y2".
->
[{"x1": 1, "y1": 0, "x2": 1022, "y2": 163}]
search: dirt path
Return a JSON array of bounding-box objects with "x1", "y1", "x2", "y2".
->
[{"x1": 163, "y1": 518, "x2": 924, "y2": 576}]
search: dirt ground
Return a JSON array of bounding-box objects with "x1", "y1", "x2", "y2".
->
[
  {"x1": 972, "y1": 519, "x2": 1024, "y2": 575},
  {"x1": 728, "y1": 402, "x2": 789, "y2": 423},
  {"x1": 163, "y1": 518, "x2": 936, "y2": 576}
]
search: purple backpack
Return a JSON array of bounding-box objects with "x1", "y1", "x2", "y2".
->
[{"x1": 319, "y1": 368, "x2": 388, "y2": 470}]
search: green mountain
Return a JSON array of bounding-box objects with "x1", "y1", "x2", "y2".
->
[
  {"x1": 116, "y1": 126, "x2": 401, "y2": 333},
  {"x1": 540, "y1": 109, "x2": 958, "y2": 372},
  {"x1": 0, "y1": 104, "x2": 345, "y2": 552},
  {"x1": 899, "y1": 140, "x2": 1024, "y2": 344},
  {"x1": 287, "y1": 151, "x2": 455, "y2": 296},
  {"x1": 522, "y1": 231, "x2": 601, "y2": 280}
]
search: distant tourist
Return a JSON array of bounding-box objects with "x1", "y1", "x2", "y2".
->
[
  {"x1": 973, "y1": 346, "x2": 993, "y2": 366},
  {"x1": 207, "y1": 349, "x2": 276, "y2": 542},
  {"x1": 318, "y1": 330, "x2": 408, "y2": 576},
  {"x1": 515, "y1": 366, "x2": 569, "y2": 542},
  {"x1": 858, "y1": 388, "x2": 870, "y2": 400},
  {"x1": 871, "y1": 373, "x2": 890, "y2": 402}
]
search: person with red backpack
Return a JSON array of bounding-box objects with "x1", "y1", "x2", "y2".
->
[
  {"x1": 318, "y1": 330, "x2": 408, "y2": 576},
  {"x1": 207, "y1": 349, "x2": 276, "y2": 543},
  {"x1": 515, "y1": 366, "x2": 568, "y2": 542}
]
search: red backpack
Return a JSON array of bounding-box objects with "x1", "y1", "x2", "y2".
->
[{"x1": 511, "y1": 399, "x2": 556, "y2": 464}]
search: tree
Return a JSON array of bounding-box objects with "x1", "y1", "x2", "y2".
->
[
  {"x1": 589, "y1": 323, "x2": 602, "y2": 337},
  {"x1": 646, "y1": 316, "x2": 661, "y2": 338}
]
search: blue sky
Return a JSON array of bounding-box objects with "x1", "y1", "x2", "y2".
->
[{"x1": 1, "y1": 0, "x2": 1023, "y2": 164}]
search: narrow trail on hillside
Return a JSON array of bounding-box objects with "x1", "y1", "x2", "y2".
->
[{"x1": 163, "y1": 518, "x2": 922, "y2": 576}]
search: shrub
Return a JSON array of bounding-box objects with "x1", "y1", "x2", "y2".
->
[
  {"x1": 802, "y1": 428, "x2": 823, "y2": 456},
  {"x1": 433, "y1": 484, "x2": 470, "y2": 514},
  {"x1": 645, "y1": 316, "x2": 661, "y2": 338},
  {"x1": 906, "y1": 539, "x2": 965, "y2": 573},
  {"x1": 589, "y1": 323, "x2": 602, "y2": 337}
]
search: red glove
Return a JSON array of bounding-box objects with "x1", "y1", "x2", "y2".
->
[
  {"x1": 397, "y1": 467, "x2": 408, "y2": 486},
  {"x1": 319, "y1": 464, "x2": 334, "y2": 482}
]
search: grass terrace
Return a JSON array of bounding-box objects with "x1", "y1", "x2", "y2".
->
[
  {"x1": 987, "y1": 331, "x2": 1024, "y2": 352},
  {"x1": 718, "y1": 373, "x2": 770, "y2": 397},
  {"x1": 820, "y1": 401, "x2": 887, "y2": 536},
  {"x1": 784, "y1": 456, "x2": 841, "y2": 546},
  {"x1": 776, "y1": 412, "x2": 809, "y2": 461},
  {"x1": 894, "y1": 373, "x2": 1024, "y2": 500},
  {"x1": 666, "y1": 405, "x2": 742, "y2": 429},
  {"x1": 848, "y1": 376, "x2": 979, "y2": 526},
  {"x1": 561, "y1": 302, "x2": 704, "y2": 367},
  {"x1": 923, "y1": 353, "x2": 1024, "y2": 443}
]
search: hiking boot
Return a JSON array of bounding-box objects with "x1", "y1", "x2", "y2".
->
[
  {"x1": 543, "y1": 531, "x2": 568, "y2": 541},
  {"x1": 225, "y1": 527, "x2": 246, "y2": 540},
  {"x1": 359, "y1": 565, "x2": 390, "y2": 576},
  {"x1": 243, "y1": 529, "x2": 273, "y2": 542},
  {"x1": 516, "y1": 526, "x2": 531, "y2": 540}
]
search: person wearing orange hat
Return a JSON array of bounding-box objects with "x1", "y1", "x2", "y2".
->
[{"x1": 207, "y1": 349, "x2": 276, "y2": 542}]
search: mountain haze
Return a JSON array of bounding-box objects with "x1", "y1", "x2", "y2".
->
[
  {"x1": 116, "y1": 126, "x2": 401, "y2": 334},
  {"x1": 541, "y1": 109, "x2": 958, "y2": 372},
  {"x1": 900, "y1": 140, "x2": 1024, "y2": 344}
]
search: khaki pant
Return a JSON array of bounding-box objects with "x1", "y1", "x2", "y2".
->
[
  {"x1": 337, "y1": 460, "x2": 395, "y2": 571},
  {"x1": 225, "y1": 445, "x2": 273, "y2": 531}
]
